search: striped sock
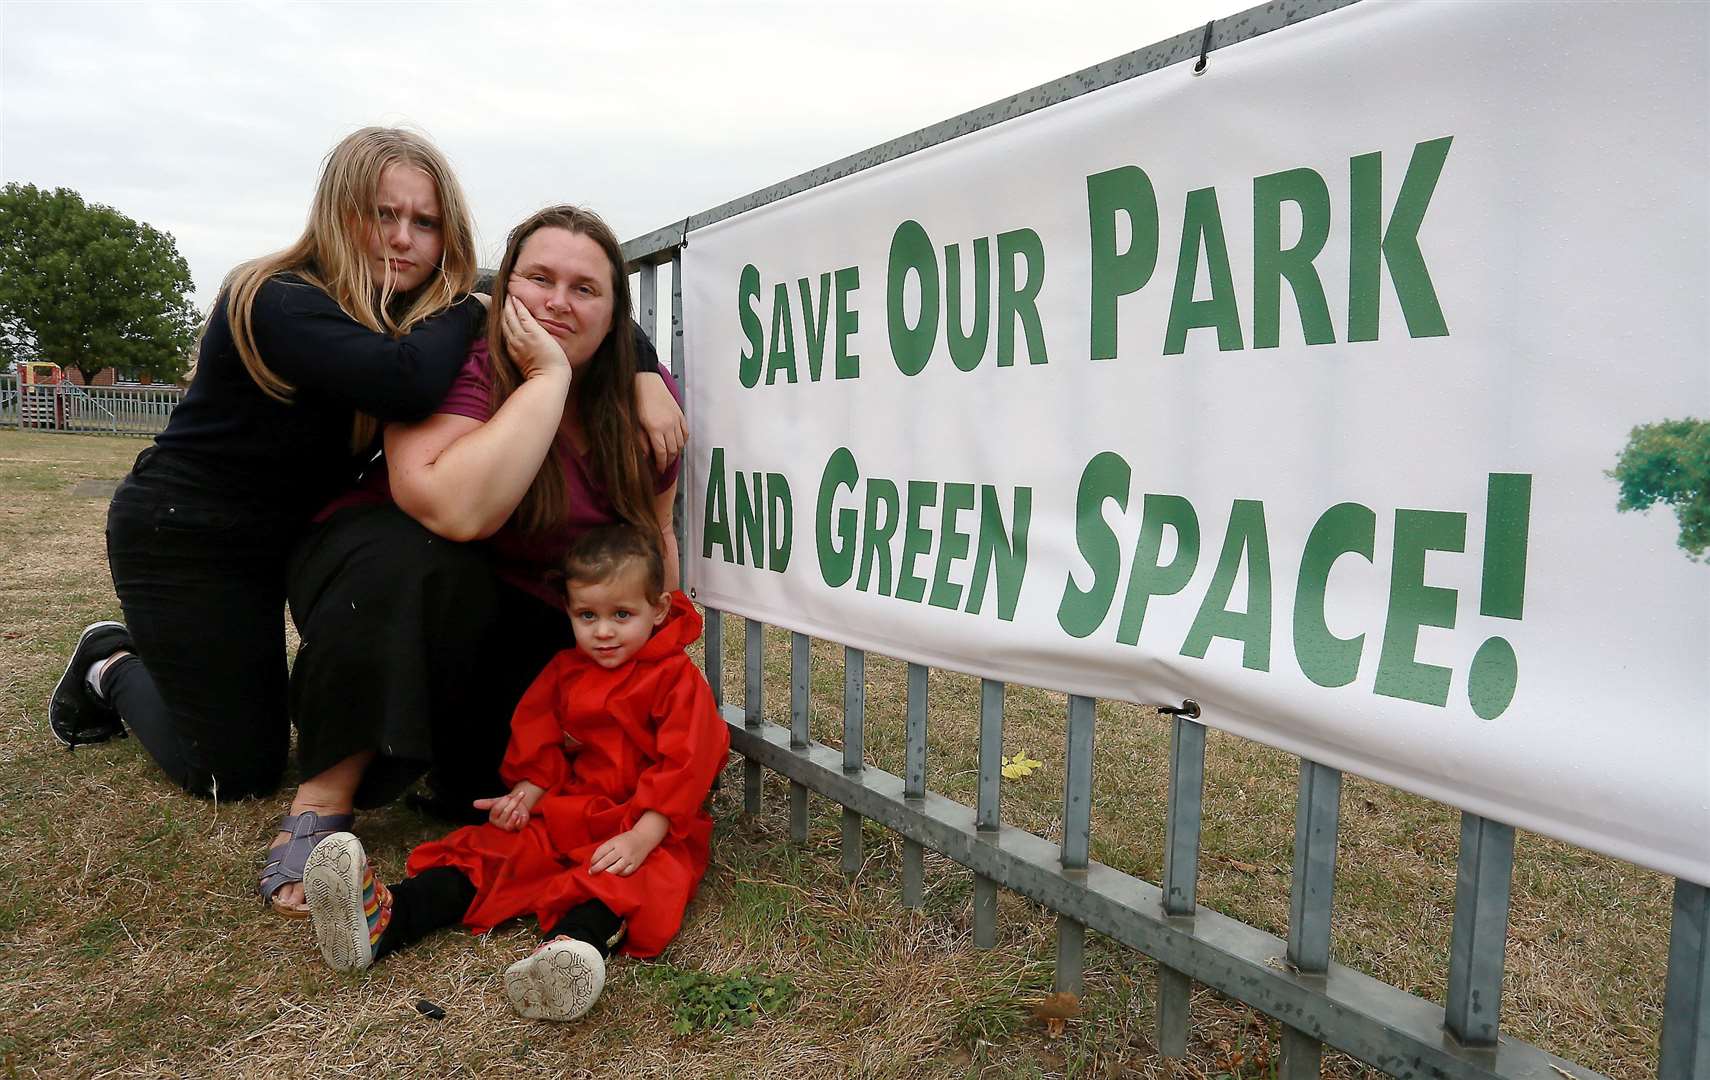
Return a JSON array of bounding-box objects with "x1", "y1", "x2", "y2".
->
[{"x1": 362, "y1": 864, "x2": 393, "y2": 947}]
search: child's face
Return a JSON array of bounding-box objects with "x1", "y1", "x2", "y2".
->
[{"x1": 567, "y1": 567, "x2": 669, "y2": 669}]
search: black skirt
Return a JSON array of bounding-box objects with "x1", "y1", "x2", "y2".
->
[{"x1": 286, "y1": 502, "x2": 573, "y2": 809}]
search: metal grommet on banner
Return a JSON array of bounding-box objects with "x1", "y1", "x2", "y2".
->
[
  {"x1": 688, "y1": 587, "x2": 697, "y2": 600},
  {"x1": 1193, "y1": 21, "x2": 1214, "y2": 76},
  {"x1": 1160, "y1": 699, "x2": 1202, "y2": 720}
]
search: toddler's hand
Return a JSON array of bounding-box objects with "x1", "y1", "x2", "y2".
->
[
  {"x1": 474, "y1": 781, "x2": 543, "y2": 831},
  {"x1": 589, "y1": 821, "x2": 665, "y2": 876}
]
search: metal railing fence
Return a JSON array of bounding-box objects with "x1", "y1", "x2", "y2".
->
[
  {"x1": 0, "y1": 374, "x2": 182, "y2": 437},
  {"x1": 623, "y1": 1, "x2": 1708, "y2": 1076}
]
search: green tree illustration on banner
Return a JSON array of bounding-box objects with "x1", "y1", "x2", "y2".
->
[{"x1": 1610, "y1": 418, "x2": 1710, "y2": 561}]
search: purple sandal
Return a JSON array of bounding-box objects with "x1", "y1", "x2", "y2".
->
[{"x1": 261, "y1": 809, "x2": 354, "y2": 918}]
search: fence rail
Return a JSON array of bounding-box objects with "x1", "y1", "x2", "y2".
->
[
  {"x1": 623, "y1": 0, "x2": 1708, "y2": 1075},
  {"x1": 0, "y1": 374, "x2": 182, "y2": 437}
]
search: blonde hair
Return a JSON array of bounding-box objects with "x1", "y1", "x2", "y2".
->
[
  {"x1": 220, "y1": 127, "x2": 477, "y2": 444},
  {"x1": 484, "y1": 206, "x2": 656, "y2": 537}
]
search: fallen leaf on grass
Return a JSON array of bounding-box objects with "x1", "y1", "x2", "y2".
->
[
  {"x1": 1001, "y1": 750, "x2": 1044, "y2": 779},
  {"x1": 1032, "y1": 990, "x2": 1082, "y2": 1037}
]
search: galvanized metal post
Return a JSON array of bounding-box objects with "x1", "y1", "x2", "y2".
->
[
  {"x1": 841, "y1": 647, "x2": 866, "y2": 877},
  {"x1": 667, "y1": 250, "x2": 683, "y2": 381},
  {"x1": 902, "y1": 662, "x2": 928, "y2": 910},
  {"x1": 1158, "y1": 706, "x2": 1206, "y2": 1057},
  {"x1": 669, "y1": 247, "x2": 687, "y2": 588},
  {"x1": 637, "y1": 262, "x2": 657, "y2": 347},
  {"x1": 1445, "y1": 813, "x2": 1515, "y2": 1048},
  {"x1": 1056, "y1": 694, "x2": 1096, "y2": 994},
  {"x1": 1281, "y1": 759, "x2": 1342, "y2": 1079},
  {"x1": 973, "y1": 679, "x2": 1004, "y2": 947},
  {"x1": 703, "y1": 607, "x2": 723, "y2": 707},
  {"x1": 743, "y1": 618, "x2": 764, "y2": 815},
  {"x1": 1661, "y1": 877, "x2": 1710, "y2": 1078},
  {"x1": 789, "y1": 631, "x2": 811, "y2": 843}
]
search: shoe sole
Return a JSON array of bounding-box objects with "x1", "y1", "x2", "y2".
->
[
  {"x1": 504, "y1": 939, "x2": 605, "y2": 1022},
  {"x1": 304, "y1": 833, "x2": 374, "y2": 973},
  {"x1": 49, "y1": 621, "x2": 127, "y2": 747}
]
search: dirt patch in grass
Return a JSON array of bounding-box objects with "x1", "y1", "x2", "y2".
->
[{"x1": 0, "y1": 430, "x2": 1669, "y2": 1079}]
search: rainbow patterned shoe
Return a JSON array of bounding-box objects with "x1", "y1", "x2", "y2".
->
[
  {"x1": 504, "y1": 937, "x2": 605, "y2": 1022},
  {"x1": 304, "y1": 832, "x2": 391, "y2": 973}
]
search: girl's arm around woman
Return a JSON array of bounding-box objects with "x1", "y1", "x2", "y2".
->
[{"x1": 250, "y1": 275, "x2": 485, "y2": 421}]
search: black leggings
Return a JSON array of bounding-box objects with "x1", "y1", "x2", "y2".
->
[
  {"x1": 376, "y1": 867, "x2": 623, "y2": 962},
  {"x1": 103, "y1": 448, "x2": 299, "y2": 799}
]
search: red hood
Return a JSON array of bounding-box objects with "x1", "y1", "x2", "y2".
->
[{"x1": 633, "y1": 590, "x2": 702, "y2": 661}]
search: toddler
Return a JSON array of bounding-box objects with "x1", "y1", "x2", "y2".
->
[{"x1": 304, "y1": 524, "x2": 730, "y2": 1021}]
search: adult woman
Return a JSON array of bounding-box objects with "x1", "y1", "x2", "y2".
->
[
  {"x1": 50, "y1": 127, "x2": 485, "y2": 800},
  {"x1": 270, "y1": 205, "x2": 681, "y2": 914}
]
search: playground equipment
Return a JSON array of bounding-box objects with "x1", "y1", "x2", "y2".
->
[{"x1": 0, "y1": 367, "x2": 182, "y2": 437}]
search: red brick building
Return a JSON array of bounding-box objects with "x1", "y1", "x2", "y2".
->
[{"x1": 60, "y1": 367, "x2": 161, "y2": 387}]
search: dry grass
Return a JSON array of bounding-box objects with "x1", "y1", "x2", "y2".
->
[{"x1": 0, "y1": 429, "x2": 1670, "y2": 1079}]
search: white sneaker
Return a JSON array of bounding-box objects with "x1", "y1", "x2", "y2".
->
[
  {"x1": 504, "y1": 937, "x2": 606, "y2": 1022},
  {"x1": 304, "y1": 832, "x2": 385, "y2": 973}
]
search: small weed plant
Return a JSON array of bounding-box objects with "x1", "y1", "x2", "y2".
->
[{"x1": 641, "y1": 963, "x2": 795, "y2": 1035}]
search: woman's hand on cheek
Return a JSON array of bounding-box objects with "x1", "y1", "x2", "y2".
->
[{"x1": 502, "y1": 296, "x2": 571, "y2": 383}]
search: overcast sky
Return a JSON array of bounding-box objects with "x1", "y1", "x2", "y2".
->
[{"x1": 2, "y1": 1, "x2": 1249, "y2": 311}]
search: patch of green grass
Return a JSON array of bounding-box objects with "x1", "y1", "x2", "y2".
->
[
  {"x1": 0, "y1": 868, "x2": 38, "y2": 936},
  {"x1": 950, "y1": 990, "x2": 1032, "y2": 1046},
  {"x1": 73, "y1": 914, "x2": 126, "y2": 960},
  {"x1": 639, "y1": 963, "x2": 795, "y2": 1035}
]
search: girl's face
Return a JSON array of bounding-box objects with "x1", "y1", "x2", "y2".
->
[
  {"x1": 567, "y1": 565, "x2": 668, "y2": 669},
  {"x1": 365, "y1": 163, "x2": 443, "y2": 293},
  {"x1": 507, "y1": 226, "x2": 616, "y2": 369}
]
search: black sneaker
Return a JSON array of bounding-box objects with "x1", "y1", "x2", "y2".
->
[{"x1": 49, "y1": 621, "x2": 131, "y2": 748}]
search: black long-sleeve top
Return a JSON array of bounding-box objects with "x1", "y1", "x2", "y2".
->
[
  {"x1": 154, "y1": 274, "x2": 486, "y2": 518},
  {"x1": 155, "y1": 274, "x2": 663, "y2": 521}
]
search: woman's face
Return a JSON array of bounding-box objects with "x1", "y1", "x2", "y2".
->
[
  {"x1": 507, "y1": 226, "x2": 616, "y2": 369},
  {"x1": 365, "y1": 163, "x2": 443, "y2": 294}
]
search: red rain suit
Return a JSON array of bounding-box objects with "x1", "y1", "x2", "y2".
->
[{"x1": 407, "y1": 592, "x2": 729, "y2": 956}]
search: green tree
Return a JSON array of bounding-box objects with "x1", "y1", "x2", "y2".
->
[
  {"x1": 0, "y1": 183, "x2": 199, "y2": 384},
  {"x1": 1610, "y1": 417, "x2": 1710, "y2": 561}
]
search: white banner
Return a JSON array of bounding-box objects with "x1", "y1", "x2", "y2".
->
[{"x1": 679, "y1": 0, "x2": 1710, "y2": 884}]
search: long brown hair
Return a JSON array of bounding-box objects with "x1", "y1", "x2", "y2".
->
[
  {"x1": 219, "y1": 127, "x2": 477, "y2": 445},
  {"x1": 486, "y1": 205, "x2": 656, "y2": 537}
]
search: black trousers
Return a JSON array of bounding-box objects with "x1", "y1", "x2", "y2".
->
[
  {"x1": 286, "y1": 502, "x2": 574, "y2": 809},
  {"x1": 104, "y1": 447, "x2": 300, "y2": 799},
  {"x1": 377, "y1": 867, "x2": 623, "y2": 962}
]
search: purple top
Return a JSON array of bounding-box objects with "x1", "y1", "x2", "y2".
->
[{"x1": 437, "y1": 339, "x2": 683, "y2": 607}]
